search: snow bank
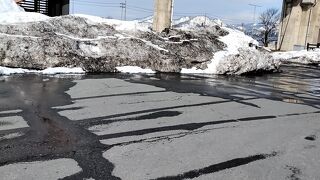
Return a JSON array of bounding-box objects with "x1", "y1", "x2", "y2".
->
[
  {"x1": 182, "y1": 27, "x2": 260, "y2": 74},
  {"x1": 0, "y1": 0, "x2": 24, "y2": 13},
  {"x1": 215, "y1": 48, "x2": 280, "y2": 75},
  {"x1": 0, "y1": 10, "x2": 278, "y2": 75},
  {"x1": 0, "y1": 66, "x2": 85, "y2": 75},
  {"x1": 220, "y1": 28, "x2": 258, "y2": 53},
  {"x1": 0, "y1": 12, "x2": 49, "y2": 24},
  {"x1": 0, "y1": 66, "x2": 28, "y2": 75},
  {"x1": 273, "y1": 50, "x2": 320, "y2": 64},
  {"x1": 0, "y1": 0, "x2": 49, "y2": 24},
  {"x1": 116, "y1": 66, "x2": 155, "y2": 74},
  {"x1": 173, "y1": 16, "x2": 265, "y2": 75},
  {"x1": 40, "y1": 67, "x2": 85, "y2": 75}
]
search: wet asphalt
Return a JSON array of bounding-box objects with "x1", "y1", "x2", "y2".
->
[{"x1": 0, "y1": 63, "x2": 319, "y2": 179}]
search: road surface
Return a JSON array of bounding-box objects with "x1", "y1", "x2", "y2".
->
[{"x1": 0, "y1": 64, "x2": 319, "y2": 180}]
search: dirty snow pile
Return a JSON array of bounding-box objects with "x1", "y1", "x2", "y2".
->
[
  {"x1": 0, "y1": 1, "x2": 280, "y2": 75},
  {"x1": 177, "y1": 17, "x2": 280, "y2": 75},
  {"x1": 0, "y1": 0, "x2": 84, "y2": 75},
  {"x1": 273, "y1": 49, "x2": 320, "y2": 65}
]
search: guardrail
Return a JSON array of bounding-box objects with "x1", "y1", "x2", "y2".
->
[{"x1": 307, "y1": 43, "x2": 320, "y2": 51}]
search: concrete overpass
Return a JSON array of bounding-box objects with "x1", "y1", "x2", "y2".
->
[{"x1": 278, "y1": 0, "x2": 320, "y2": 51}]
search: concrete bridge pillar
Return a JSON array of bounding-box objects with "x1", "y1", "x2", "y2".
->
[{"x1": 153, "y1": 0, "x2": 173, "y2": 32}]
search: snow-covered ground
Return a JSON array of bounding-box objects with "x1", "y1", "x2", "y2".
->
[
  {"x1": 273, "y1": 50, "x2": 320, "y2": 65},
  {"x1": 116, "y1": 66, "x2": 155, "y2": 74},
  {"x1": 0, "y1": 66, "x2": 85, "y2": 75}
]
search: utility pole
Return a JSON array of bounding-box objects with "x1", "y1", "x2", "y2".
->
[
  {"x1": 120, "y1": 1, "x2": 127, "y2": 20},
  {"x1": 204, "y1": 13, "x2": 207, "y2": 27},
  {"x1": 124, "y1": 0, "x2": 127, "y2": 20},
  {"x1": 249, "y1": 3, "x2": 262, "y2": 34},
  {"x1": 153, "y1": 0, "x2": 173, "y2": 32}
]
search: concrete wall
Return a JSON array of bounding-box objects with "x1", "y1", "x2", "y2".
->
[
  {"x1": 153, "y1": 0, "x2": 173, "y2": 32},
  {"x1": 278, "y1": 0, "x2": 320, "y2": 51}
]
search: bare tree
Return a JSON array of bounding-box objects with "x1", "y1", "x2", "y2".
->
[{"x1": 259, "y1": 8, "x2": 280, "y2": 47}]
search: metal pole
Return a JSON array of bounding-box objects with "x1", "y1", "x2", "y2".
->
[
  {"x1": 249, "y1": 4, "x2": 262, "y2": 34},
  {"x1": 204, "y1": 13, "x2": 207, "y2": 27},
  {"x1": 124, "y1": 0, "x2": 127, "y2": 20},
  {"x1": 120, "y1": 2, "x2": 125, "y2": 20}
]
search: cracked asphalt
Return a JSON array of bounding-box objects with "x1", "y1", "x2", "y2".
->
[{"x1": 0, "y1": 64, "x2": 320, "y2": 180}]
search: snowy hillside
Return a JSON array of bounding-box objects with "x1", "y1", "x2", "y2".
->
[
  {"x1": 232, "y1": 23, "x2": 278, "y2": 45},
  {"x1": 173, "y1": 16, "x2": 225, "y2": 30}
]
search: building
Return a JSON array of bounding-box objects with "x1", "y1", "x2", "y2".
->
[
  {"x1": 278, "y1": 0, "x2": 320, "y2": 51},
  {"x1": 153, "y1": 0, "x2": 173, "y2": 32},
  {"x1": 20, "y1": 0, "x2": 69, "y2": 16}
]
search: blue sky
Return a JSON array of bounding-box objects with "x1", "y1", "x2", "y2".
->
[{"x1": 70, "y1": 0, "x2": 282, "y2": 24}]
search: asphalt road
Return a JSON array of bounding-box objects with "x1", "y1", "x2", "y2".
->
[{"x1": 0, "y1": 64, "x2": 319, "y2": 180}]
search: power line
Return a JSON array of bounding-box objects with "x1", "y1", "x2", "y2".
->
[
  {"x1": 71, "y1": 1, "x2": 254, "y2": 24},
  {"x1": 73, "y1": 2, "x2": 119, "y2": 8},
  {"x1": 71, "y1": 0, "x2": 119, "y2": 5},
  {"x1": 248, "y1": 4, "x2": 262, "y2": 24},
  {"x1": 71, "y1": 1, "x2": 119, "y2": 8},
  {"x1": 248, "y1": 3, "x2": 262, "y2": 34},
  {"x1": 126, "y1": 5, "x2": 153, "y2": 12},
  {"x1": 126, "y1": 7, "x2": 153, "y2": 14}
]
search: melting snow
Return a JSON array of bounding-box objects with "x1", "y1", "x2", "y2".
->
[
  {"x1": 0, "y1": 66, "x2": 85, "y2": 75},
  {"x1": 116, "y1": 66, "x2": 155, "y2": 74},
  {"x1": 272, "y1": 50, "x2": 320, "y2": 64},
  {"x1": 181, "y1": 28, "x2": 258, "y2": 74}
]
